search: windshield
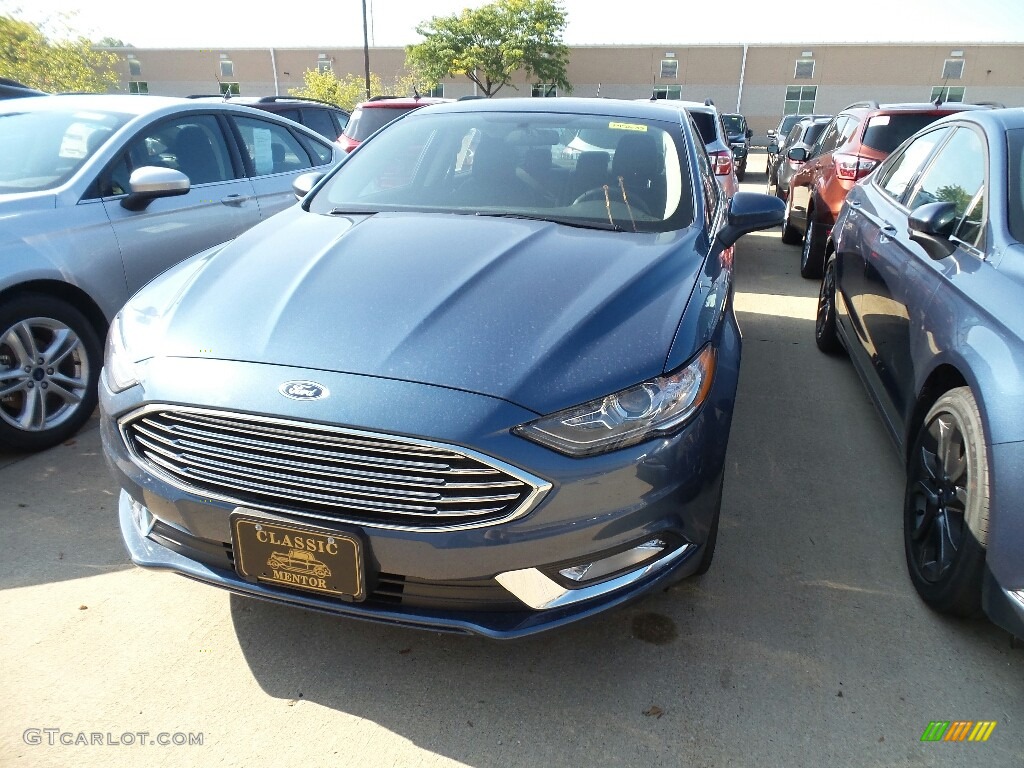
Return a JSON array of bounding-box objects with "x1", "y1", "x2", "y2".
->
[
  {"x1": 312, "y1": 110, "x2": 695, "y2": 233},
  {"x1": 345, "y1": 105, "x2": 421, "y2": 141},
  {"x1": 722, "y1": 116, "x2": 745, "y2": 133},
  {"x1": 0, "y1": 108, "x2": 129, "y2": 193}
]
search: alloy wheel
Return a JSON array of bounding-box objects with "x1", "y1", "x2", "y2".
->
[{"x1": 0, "y1": 317, "x2": 90, "y2": 433}]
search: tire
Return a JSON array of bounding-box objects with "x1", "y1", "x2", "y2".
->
[
  {"x1": 904, "y1": 388, "x2": 989, "y2": 617},
  {"x1": 736, "y1": 163, "x2": 746, "y2": 182},
  {"x1": 781, "y1": 195, "x2": 803, "y2": 245},
  {"x1": 0, "y1": 294, "x2": 102, "y2": 452},
  {"x1": 815, "y1": 256, "x2": 843, "y2": 355},
  {"x1": 799, "y1": 217, "x2": 824, "y2": 279}
]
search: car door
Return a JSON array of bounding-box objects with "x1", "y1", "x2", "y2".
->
[
  {"x1": 790, "y1": 116, "x2": 847, "y2": 230},
  {"x1": 100, "y1": 112, "x2": 260, "y2": 296},
  {"x1": 840, "y1": 125, "x2": 980, "y2": 434},
  {"x1": 228, "y1": 114, "x2": 336, "y2": 219}
]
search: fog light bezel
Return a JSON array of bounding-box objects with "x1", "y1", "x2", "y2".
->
[{"x1": 545, "y1": 533, "x2": 685, "y2": 588}]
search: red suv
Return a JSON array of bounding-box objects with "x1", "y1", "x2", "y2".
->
[
  {"x1": 782, "y1": 100, "x2": 990, "y2": 278},
  {"x1": 338, "y1": 95, "x2": 451, "y2": 153}
]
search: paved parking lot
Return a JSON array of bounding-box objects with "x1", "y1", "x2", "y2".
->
[{"x1": 2, "y1": 151, "x2": 1022, "y2": 768}]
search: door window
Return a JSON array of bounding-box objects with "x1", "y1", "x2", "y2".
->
[
  {"x1": 875, "y1": 127, "x2": 952, "y2": 203},
  {"x1": 107, "y1": 114, "x2": 236, "y2": 195},
  {"x1": 232, "y1": 116, "x2": 314, "y2": 176},
  {"x1": 907, "y1": 126, "x2": 986, "y2": 246}
]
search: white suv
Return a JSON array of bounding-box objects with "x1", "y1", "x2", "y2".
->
[{"x1": 644, "y1": 99, "x2": 739, "y2": 199}]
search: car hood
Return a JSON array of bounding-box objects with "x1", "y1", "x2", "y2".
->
[{"x1": 126, "y1": 208, "x2": 706, "y2": 415}]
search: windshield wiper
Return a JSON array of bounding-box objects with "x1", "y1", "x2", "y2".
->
[
  {"x1": 328, "y1": 207, "x2": 376, "y2": 215},
  {"x1": 473, "y1": 212, "x2": 624, "y2": 232}
]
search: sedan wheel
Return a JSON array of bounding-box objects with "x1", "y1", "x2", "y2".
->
[
  {"x1": 799, "y1": 218, "x2": 824, "y2": 279},
  {"x1": 904, "y1": 388, "x2": 989, "y2": 617},
  {"x1": 0, "y1": 296, "x2": 101, "y2": 452},
  {"x1": 815, "y1": 256, "x2": 843, "y2": 354}
]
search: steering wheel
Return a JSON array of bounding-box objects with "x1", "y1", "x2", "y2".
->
[{"x1": 571, "y1": 186, "x2": 652, "y2": 216}]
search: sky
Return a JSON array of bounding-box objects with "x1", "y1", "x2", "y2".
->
[{"x1": 3, "y1": 0, "x2": 1024, "y2": 48}]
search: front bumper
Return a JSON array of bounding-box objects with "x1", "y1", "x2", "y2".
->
[{"x1": 102, "y1": 325, "x2": 740, "y2": 638}]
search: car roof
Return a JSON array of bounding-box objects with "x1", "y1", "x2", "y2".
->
[
  {"x1": 358, "y1": 96, "x2": 451, "y2": 109},
  {"x1": 843, "y1": 101, "x2": 993, "y2": 115},
  {"x1": 0, "y1": 93, "x2": 195, "y2": 116}
]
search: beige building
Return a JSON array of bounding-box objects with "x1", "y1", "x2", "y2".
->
[{"x1": 110, "y1": 42, "x2": 1024, "y2": 139}]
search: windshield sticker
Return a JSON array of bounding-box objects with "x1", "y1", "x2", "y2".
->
[{"x1": 608, "y1": 122, "x2": 648, "y2": 132}]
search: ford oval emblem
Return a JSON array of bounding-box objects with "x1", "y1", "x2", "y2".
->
[{"x1": 278, "y1": 380, "x2": 329, "y2": 401}]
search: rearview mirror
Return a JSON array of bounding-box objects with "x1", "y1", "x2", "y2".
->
[
  {"x1": 715, "y1": 192, "x2": 786, "y2": 249},
  {"x1": 293, "y1": 171, "x2": 326, "y2": 201},
  {"x1": 909, "y1": 201, "x2": 957, "y2": 260},
  {"x1": 121, "y1": 166, "x2": 190, "y2": 211}
]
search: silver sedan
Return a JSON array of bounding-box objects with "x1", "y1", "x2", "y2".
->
[{"x1": 0, "y1": 94, "x2": 344, "y2": 451}]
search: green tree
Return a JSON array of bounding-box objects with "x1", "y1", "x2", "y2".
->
[
  {"x1": 0, "y1": 15, "x2": 119, "y2": 93},
  {"x1": 289, "y1": 68, "x2": 424, "y2": 112},
  {"x1": 406, "y1": 0, "x2": 571, "y2": 97}
]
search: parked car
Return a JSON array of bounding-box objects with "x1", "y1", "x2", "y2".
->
[
  {"x1": 0, "y1": 77, "x2": 47, "y2": 99},
  {"x1": 101, "y1": 97, "x2": 784, "y2": 638},
  {"x1": 721, "y1": 113, "x2": 752, "y2": 180},
  {"x1": 766, "y1": 113, "x2": 830, "y2": 173},
  {"x1": 814, "y1": 108, "x2": 1024, "y2": 640},
  {"x1": 767, "y1": 115, "x2": 831, "y2": 200},
  {"x1": 783, "y1": 100, "x2": 990, "y2": 279},
  {"x1": 648, "y1": 99, "x2": 739, "y2": 199},
  {"x1": 0, "y1": 94, "x2": 344, "y2": 451},
  {"x1": 337, "y1": 95, "x2": 451, "y2": 153},
  {"x1": 188, "y1": 95, "x2": 350, "y2": 141}
]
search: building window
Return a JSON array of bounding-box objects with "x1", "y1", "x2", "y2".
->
[
  {"x1": 532, "y1": 84, "x2": 557, "y2": 97},
  {"x1": 931, "y1": 86, "x2": 965, "y2": 103},
  {"x1": 128, "y1": 81, "x2": 148, "y2": 94},
  {"x1": 317, "y1": 60, "x2": 332, "y2": 74},
  {"x1": 652, "y1": 85, "x2": 681, "y2": 100},
  {"x1": 427, "y1": 84, "x2": 444, "y2": 98},
  {"x1": 128, "y1": 59, "x2": 142, "y2": 77},
  {"x1": 794, "y1": 59, "x2": 815, "y2": 79},
  {"x1": 784, "y1": 85, "x2": 817, "y2": 114},
  {"x1": 660, "y1": 59, "x2": 679, "y2": 79},
  {"x1": 219, "y1": 82, "x2": 240, "y2": 96},
  {"x1": 220, "y1": 60, "x2": 234, "y2": 78},
  {"x1": 942, "y1": 59, "x2": 965, "y2": 79}
]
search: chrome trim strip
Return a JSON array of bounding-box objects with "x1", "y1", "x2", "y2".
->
[
  {"x1": 118, "y1": 404, "x2": 551, "y2": 533},
  {"x1": 495, "y1": 544, "x2": 691, "y2": 610},
  {"x1": 1009, "y1": 589, "x2": 1024, "y2": 611}
]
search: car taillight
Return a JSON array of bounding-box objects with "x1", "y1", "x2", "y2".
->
[
  {"x1": 834, "y1": 153, "x2": 878, "y2": 181},
  {"x1": 710, "y1": 150, "x2": 733, "y2": 176},
  {"x1": 338, "y1": 134, "x2": 360, "y2": 153}
]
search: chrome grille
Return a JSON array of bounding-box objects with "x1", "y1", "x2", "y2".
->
[{"x1": 120, "y1": 406, "x2": 548, "y2": 530}]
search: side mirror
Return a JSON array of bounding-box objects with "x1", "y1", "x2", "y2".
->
[
  {"x1": 787, "y1": 147, "x2": 808, "y2": 162},
  {"x1": 767, "y1": 130, "x2": 777, "y2": 139},
  {"x1": 293, "y1": 171, "x2": 326, "y2": 201},
  {"x1": 767, "y1": 142, "x2": 779, "y2": 154},
  {"x1": 715, "y1": 192, "x2": 786, "y2": 249},
  {"x1": 120, "y1": 166, "x2": 190, "y2": 211},
  {"x1": 909, "y1": 201, "x2": 957, "y2": 260},
  {"x1": 746, "y1": 128, "x2": 753, "y2": 138}
]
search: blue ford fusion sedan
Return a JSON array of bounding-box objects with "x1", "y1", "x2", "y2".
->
[
  {"x1": 816, "y1": 107, "x2": 1024, "y2": 639},
  {"x1": 101, "y1": 98, "x2": 783, "y2": 638}
]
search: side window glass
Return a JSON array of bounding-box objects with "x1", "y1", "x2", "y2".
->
[
  {"x1": 907, "y1": 127, "x2": 985, "y2": 224},
  {"x1": 876, "y1": 127, "x2": 951, "y2": 203},
  {"x1": 299, "y1": 133, "x2": 334, "y2": 166},
  {"x1": 814, "y1": 118, "x2": 843, "y2": 156},
  {"x1": 110, "y1": 114, "x2": 235, "y2": 193},
  {"x1": 232, "y1": 116, "x2": 314, "y2": 176},
  {"x1": 302, "y1": 109, "x2": 338, "y2": 140},
  {"x1": 690, "y1": 125, "x2": 718, "y2": 228},
  {"x1": 838, "y1": 116, "x2": 860, "y2": 147}
]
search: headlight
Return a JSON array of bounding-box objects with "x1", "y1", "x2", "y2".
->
[
  {"x1": 104, "y1": 312, "x2": 140, "y2": 393},
  {"x1": 514, "y1": 345, "x2": 716, "y2": 457}
]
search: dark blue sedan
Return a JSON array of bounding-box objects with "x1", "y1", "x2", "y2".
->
[
  {"x1": 100, "y1": 98, "x2": 783, "y2": 638},
  {"x1": 816, "y1": 107, "x2": 1024, "y2": 639}
]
